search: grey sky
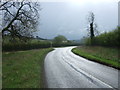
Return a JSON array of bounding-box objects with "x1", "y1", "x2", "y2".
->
[
  {"x1": 118, "y1": 1, "x2": 120, "y2": 26},
  {"x1": 35, "y1": 0, "x2": 118, "y2": 40}
]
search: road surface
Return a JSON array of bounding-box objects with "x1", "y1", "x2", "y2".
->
[{"x1": 44, "y1": 46, "x2": 119, "y2": 88}]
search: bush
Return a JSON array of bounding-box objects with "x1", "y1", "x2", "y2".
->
[
  {"x1": 85, "y1": 27, "x2": 120, "y2": 47},
  {"x1": 2, "y1": 38, "x2": 51, "y2": 51}
]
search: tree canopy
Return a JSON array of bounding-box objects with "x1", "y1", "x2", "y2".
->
[
  {"x1": 0, "y1": 0, "x2": 40, "y2": 41},
  {"x1": 54, "y1": 35, "x2": 68, "y2": 44}
]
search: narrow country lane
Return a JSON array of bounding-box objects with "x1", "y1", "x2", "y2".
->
[{"x1": 44, "y1": 46, "x2": 119, "y2": 88}]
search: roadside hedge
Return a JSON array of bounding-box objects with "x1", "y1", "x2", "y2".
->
[{"x1": 85, "y1": 27, "x2": 120, "y2": 47}]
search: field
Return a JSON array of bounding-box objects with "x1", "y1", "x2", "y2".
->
[
  {"x1": 2, "y1": 48, "x2": 53, "y2": 88},
  {"x1": 72, "y1": 46, "x2": 120, "y2": 69}
]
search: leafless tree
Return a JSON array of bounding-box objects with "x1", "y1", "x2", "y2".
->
[
  {"x1": 87, "y1": 12, "x2": 98, "y2": 45},
  {"x1": 0, "y1": 0, "x2": 40, "y2": 41}
]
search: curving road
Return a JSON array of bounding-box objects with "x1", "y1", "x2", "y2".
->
[{"x1": 44, "y1": 46, "x2": 119, "y2": 88}]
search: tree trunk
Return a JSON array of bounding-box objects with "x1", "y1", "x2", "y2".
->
[{"x1": 90, "y1": 22, "x2": 95, "y2": 45}]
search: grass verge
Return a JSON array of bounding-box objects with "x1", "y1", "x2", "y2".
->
[
  {"x1": 72, "y1": 46, "x2": 120, "y2": 69},
  {"x1": 2, "y1": 48, "x2": 53, "y2": 88}
]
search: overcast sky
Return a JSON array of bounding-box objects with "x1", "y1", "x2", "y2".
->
[{"x1": 35, "y1": 0, "x2": 119, "y2": 40}]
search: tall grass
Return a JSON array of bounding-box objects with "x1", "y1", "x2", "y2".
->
[{"x1": 72, "y1": 46, "x2": 120, "y2": 69}]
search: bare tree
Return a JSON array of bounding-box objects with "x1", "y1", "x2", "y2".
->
[
  {"x1": 87, "y1": 12, "x2": 98, "y2": 45},
  {"x1": 0, "y1": 0, "x2": 40, "y2": 41}
]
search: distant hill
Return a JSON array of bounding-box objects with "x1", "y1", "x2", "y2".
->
[
  {"x1": 72, "y1": 40, "x2": 81, "y2": 43},
  {"x1": 35, "y1": 36, "x2": 53, "y2": 41},
  {"x1": 36, "y1": 37, "x2": 48, "y2": 40}
]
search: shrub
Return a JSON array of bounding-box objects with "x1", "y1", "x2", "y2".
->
[{"x1": 85, "y1": 27, "x2": 120, "y2": 47}]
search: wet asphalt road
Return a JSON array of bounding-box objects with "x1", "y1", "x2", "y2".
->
[{"x1": 44, "y1": 46, "x2": 118, "y2": 88}]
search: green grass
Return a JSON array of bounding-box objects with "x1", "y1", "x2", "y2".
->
[
  {"x1": 72, "y1": 46, "x2": 120, "y2": 69},
  {"x1": 2, "y1": 48, "x2": 53, "y2": 88}
]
